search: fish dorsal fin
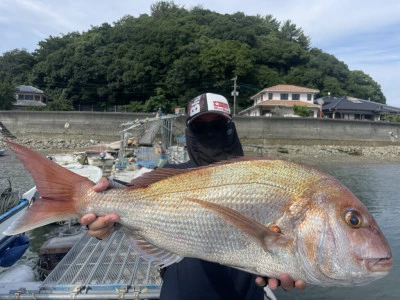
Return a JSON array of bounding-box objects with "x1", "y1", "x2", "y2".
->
[
  {"x1": 210, "y1": 156, "x2": 276, "y2": 164},
  {"x1": 187, "y1": 198, "x2": 288, "y2": 250},
  {"x1": 123, "y1": 230, "x2": 182, "y2": 267},
  {"x1": 127, "y1": 157, "x2": 275, "y2": 189},
  {"x1": 127, "y1": 168, "x2": 195, "y2": 188}
]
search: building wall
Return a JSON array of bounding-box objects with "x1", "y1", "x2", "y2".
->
[
  {"x1": 1, "y1": 111, "x2": 399, "y2": 144},
  {"x1": 254, "y1": 92, "x2": 314, "y2": 103},
  {"x1": 15, "y1": 92, "x2": 47, "y2": 103}
]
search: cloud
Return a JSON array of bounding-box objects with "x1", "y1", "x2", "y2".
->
[
  {"x1": 29, "y1": 28, "x2": 49, "y2": 40},
  {"x1": 14, "y1": 0, "x2": 77, "y2": 31},
  {"x1": 0, "y1": 16, "x2": 10, "y2": 23},
  {"x1": 264, "y1": 0, "x2": 400, "y2": 46}
]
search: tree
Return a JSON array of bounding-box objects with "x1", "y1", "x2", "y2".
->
[
  {"x1": 0, "y1": 49, "x2": 34, "y2": 84},
  {"x1": 346, "y1": 70, "x2": 385, "y2": 103},
  {"x1": 144, "y1": 87, "x2": 173, "y2": 113},
  {"x1": 293, "y1": 105, "x2": 311, "y2": 117},
  {"x1": 45, "y1": 90, "x2": 74, "y2": 111},
  {"x1": 385, "y1": 114, "x2": 400, "y2": 123},
  {"x1": 198, "y1": 38, "x2": 254, "y2": 84},
  {"x1": 0, "y1": 81, "x2": 16, "y2": 110},
  {"x1": 279, "y1": 20, "x2": 310, "y2": 49}
]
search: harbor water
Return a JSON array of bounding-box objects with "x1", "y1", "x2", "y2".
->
[{"x1": 1, "y1": 150, "x2": 399, "y2": 299}]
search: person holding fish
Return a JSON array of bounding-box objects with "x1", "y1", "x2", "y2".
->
[
  {"x1": 6, "y1": 94, "x2": 392, "y2": 299},
  {"x1": 81, "y1": 93, "x2": 306, "y2": 299}
]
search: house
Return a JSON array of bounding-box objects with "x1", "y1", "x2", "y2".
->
[
  {"x1": 13, "y1": 85, "x2": 47, "y2": 110},
  {"x1": 318, "y1": 96, "x2": 400, "y2": 121},
  {"x1": 239, "y1": 84, "x2": 320, "y2": 118}
]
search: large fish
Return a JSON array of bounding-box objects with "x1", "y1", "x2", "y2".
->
[{"x1": 4, "y1": 141, "x2": 392, "y2": 287}]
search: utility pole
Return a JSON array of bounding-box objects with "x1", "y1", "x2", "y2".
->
[{"x1": 231, "y1": 75, "x2": 238, "y2": 116}]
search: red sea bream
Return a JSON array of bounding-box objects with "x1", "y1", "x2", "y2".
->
[{"x1": 4, "y1": 141, "x2": 392, "y2": 287}]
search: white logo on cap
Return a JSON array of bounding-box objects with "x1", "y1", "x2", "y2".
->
[{"x1": 189, "y1": 95, "x2": 202, "y2": 117}]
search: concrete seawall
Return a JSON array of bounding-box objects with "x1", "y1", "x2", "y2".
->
[
  {"x1": 235, "y1": 117, "x2": 400, "y2": 146},
  {"x1": 1, "y1": 111, "x2": 400, "y2": 145}
]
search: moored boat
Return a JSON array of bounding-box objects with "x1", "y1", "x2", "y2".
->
[
  {"x1": 64, "y1": 164, "x2": 103, "y2": 183},
  {"x1": 0, "y1": 164, "x2": 102, "y2": 269},
  {"x1": 85, "y1": 150, "x2": 116, "y2": 167},
  {"x1": 0, "y1": 180, "x2": 37, "y2": 268}
]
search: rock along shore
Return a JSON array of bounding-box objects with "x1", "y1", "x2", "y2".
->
[{"x1": 1, "y1": 134, "x2": 400, "y2": 166}]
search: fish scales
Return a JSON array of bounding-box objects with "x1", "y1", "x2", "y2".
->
[
  {"x1": 79, "y1": 160, "x2": 331, "y2": 279},
  {"x1": 5, "y1": 141, "x2": 393, "y2": 287}
]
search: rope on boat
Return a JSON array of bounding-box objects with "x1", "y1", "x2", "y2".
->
[{"x1": 0, "y1": 178, "x2": 20, "y2": 215}]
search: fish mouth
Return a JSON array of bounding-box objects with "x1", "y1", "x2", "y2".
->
[{"x1": 365, "y1": 257, "x2": 393, "y2": 272}]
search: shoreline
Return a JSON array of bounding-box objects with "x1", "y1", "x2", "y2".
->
[
  {"x1": 244, "y1": 144, "x2": 400, "y2": 166},
  {"x1": 1, "y1": 135, "x2": 400, "y2": 166}
]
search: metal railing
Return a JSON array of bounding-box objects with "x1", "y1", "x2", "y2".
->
[{"x1": 40, "y1": 230, "x2": 162, "y2": 299}]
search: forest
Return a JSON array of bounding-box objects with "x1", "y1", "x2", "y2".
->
[{"x1": 0, "y1": 1, "x2": 386, "y2": 112}]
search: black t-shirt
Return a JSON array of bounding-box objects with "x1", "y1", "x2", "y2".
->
[
  {"x1": 160, "y1": 160, "x2": 263, "y2": 300},
  {"x1": 160, "y1": 257, "x2": 263, "y2": 300}
]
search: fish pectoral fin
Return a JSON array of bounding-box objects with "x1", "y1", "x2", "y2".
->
[
  {"x1": 187, "y1": 198, "x2": 288, "y2": 250},
  {"x1": 124, "y1": 230, "x2": 183, "y2": 267}
]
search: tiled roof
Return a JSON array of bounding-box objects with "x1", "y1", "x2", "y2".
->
[
  {"x1": 16, "y1": 85, "x2": 44, "y2": 94},
  {"x1": 262, "y1": 84, "x2": 319, "y2": 93},
  {"x1": 258, "y1": 100, "x2": 320, "y2": 108},
  {"x1": 320, "y1": 96, "x2": 400, "y2": 113}
]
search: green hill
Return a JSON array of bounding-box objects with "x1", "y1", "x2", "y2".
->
[{"x1": 0, "y1": 1, "x2": 386, "y2": 112}]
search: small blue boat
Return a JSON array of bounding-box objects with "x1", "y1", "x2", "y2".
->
[
  {"x1": 0, "y1": 234, "x2": 29, "y2": 267},
  {"x1": 0, "y1": 180, "x2": 35, "y2": 268},
  {"x1": 0, "y1": 149, "x2": 5, "y2": 156}
]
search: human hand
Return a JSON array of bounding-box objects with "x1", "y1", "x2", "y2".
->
[
  {"x1": 255, "y1": 274, "x2": 306, "y2": 291},
  {"x1": 80, "y1": 212, "x2": 119, "y2": 240},
  {"x1": 80, "y1": 178, "x2": 119, "y2": 240},
  {"x1": 92, "y1": 176, "x2": 111, "y2": 192}
]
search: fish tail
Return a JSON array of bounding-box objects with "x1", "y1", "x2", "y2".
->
[{"x1": 4, "y1": 141, "x2": 95, "y2": 235}]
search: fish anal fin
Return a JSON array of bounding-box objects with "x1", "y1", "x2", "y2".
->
[
  {"x1": 123, "y1": 230, "x2": 182, "y2": 267},
  {"x1": 187, "y1": 198, "x2": 288, "y2": 250}
]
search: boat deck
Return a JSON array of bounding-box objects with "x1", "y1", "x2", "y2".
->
[{"x1": 38, "y1": 230, "x2": 162, "y2": 299}]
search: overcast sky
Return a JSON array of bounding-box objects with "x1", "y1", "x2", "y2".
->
[{"x1": 1, "y1": 0, "x2": 399, "y2": 107}]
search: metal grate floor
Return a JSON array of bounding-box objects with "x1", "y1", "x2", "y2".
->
[{"x1": 40, "y1": 230, "x2": 162, "y2": 298}]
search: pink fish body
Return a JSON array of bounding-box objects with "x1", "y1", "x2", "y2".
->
[{"x1": 4, "y1": 141, "x2": 392, "y2": 287}]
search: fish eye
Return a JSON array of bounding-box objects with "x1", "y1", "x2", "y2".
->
[{"x1": 345, "y1": 210, "x2": 362, "y2": 229}]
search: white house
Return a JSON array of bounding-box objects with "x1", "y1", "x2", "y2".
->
[{"x1": 239, "y1": 84, "x2": 320, "y2": 118}]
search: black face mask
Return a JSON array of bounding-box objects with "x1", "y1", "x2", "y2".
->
[
  {"x1": 189, "y1": 118, "x2": 229, "y2": 136},
  {"x1": 186, "y1": 120, "x2": 244, "y2": 167}
]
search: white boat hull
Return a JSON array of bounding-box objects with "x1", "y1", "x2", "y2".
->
[{"x1": 0, "y1": 187, "x2": 37, "y2": 241}]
